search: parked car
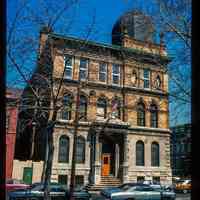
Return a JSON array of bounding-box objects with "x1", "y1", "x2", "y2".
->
[
  {"x1": 66, "y1": 186, "x2": 92, "y2": 200},
  {"x1": 6, "y1": 179, "x2": 30, "y2": 192},
  {"x1": 174, "y1": 179, "x2": 191, "y2": 193},
  {"x1": 150, "y1": 184, "x2": 176, "y2": 200},
  {"x1": 8, "y1": 182, "x2": 91, "y2": 200},
  {"x1": 101, "y1": 183, "x2": 161, "y2": 200}
]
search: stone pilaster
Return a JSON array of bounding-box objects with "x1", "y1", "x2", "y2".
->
[
  {"x1": 93, "y1": 133, "x2": 101, "y2": 184},
  {"x1": 122, "y1": 134, "x2": 129, "y2": 183}
]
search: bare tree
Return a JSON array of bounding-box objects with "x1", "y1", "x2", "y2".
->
[
  {"x1": 126, "y1": 0, "x2": 191, "y2": 124},
  {"x1": 152, "y1": 0, "x2": 191, "y2": 124},
  {"x1": 7, "y1": 1, "x2": 97, "y2": 199}
]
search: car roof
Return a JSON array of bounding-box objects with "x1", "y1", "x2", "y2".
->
[{"x1": 122, "y1": 183, "x2": 150, "y2": 187}]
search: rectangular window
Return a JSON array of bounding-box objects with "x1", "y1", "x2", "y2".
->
[
  {"x1": 137, "y1": 176, "x2": 145, "y2": 183},
  {"x1": 112, "y1": 64, "x2": 120, "y2": 85},
  {"x1": 64, "y1": 56, "x2": 73, "y2": 79},
  {"x1": 153, "y1": 177, "x2": 160, "y2": 184},
  {"x1": 79, "y1": 58, "x2": 88, "y2": 80},
  {"x1": 58, "y1": 175, "x2": 68, "y2": 186},
  {"x1": 75, "y1": 175, "x2": 84, "y2": 187},
  {"x1": 143, "y1": 69, "x2": 150, "y2": 88},
  {"x1": 99, "y1": 63, "x2": 107, "y2": 82}
]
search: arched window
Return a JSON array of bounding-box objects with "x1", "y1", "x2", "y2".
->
[
  {"x1": 111, "y1": 98, "x2": 121, "y2": 119},
  {"x1": 76, "y1": 136, "x2": 85, "y2": 163},
  {"x1": 58, "y1": 136, "x2": 69, "y2": 163},
  {"x1": 61, "y1": 94, "x2": 72, "y2": 120},
  {"x1": 151, "y1": 142, "x2": 160, "y2": 166},
  {"x1": 137, "y1": 102, "x2": 145, "y2": 126},
  {"x1": 97, "y1": 98, "x2": 107, "y2": 119},
  {"x1": 80, "y1": 95, "x2": 87, "y2": 121},
  {"x1": 136, "y1": 141, "x2": 144, "y2": 166},
  {"x1": 150, "y1": 104, "x2": 158, "y2": 128}
]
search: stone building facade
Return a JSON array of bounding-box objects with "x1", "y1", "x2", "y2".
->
[
  {"x1": 16, "y1": 11, "x2": 172, "y2": 186},
  {"x1": 6, "y1": 88, "x2": 22, "y2": 179}
]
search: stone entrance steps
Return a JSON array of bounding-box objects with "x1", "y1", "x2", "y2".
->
[{"x1": 86, "y1": 175, "x2": 122, "y2": 191}]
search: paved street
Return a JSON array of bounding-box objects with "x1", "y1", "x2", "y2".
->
[
  {"x1": 176, "y1": 193, "x2": 191, "y2": 200},
  {"x1": 90, "y1": 192, "x2": 191, "y2": 200}
]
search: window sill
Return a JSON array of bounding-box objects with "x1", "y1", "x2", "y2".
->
[{"x1": 58, "y1": 119, "x2": 73, "y2": 123}]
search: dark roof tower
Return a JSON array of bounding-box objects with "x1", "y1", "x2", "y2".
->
[{"x1": 112, "y1": 10, "x2": 155, "y2": 45}]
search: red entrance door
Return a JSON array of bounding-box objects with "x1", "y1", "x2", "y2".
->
[{"x1": 102, "y1": 154, "x2": 111, "y2": 176}]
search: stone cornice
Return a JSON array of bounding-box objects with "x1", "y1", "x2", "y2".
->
[
  {"x1": 55, "y1": 120, "x2": 171, "y2": 136},
  {"x1": 49, "y1": 33, "x2": 172, "y2": 65},
  {"x1": 128, "y1": 126, "x2": 171, "y2": 134},
  {"x1": 54, "y1": 78, "x2": 168, "y2": 98}
]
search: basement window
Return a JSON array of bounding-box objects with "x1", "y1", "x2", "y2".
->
[{"x1": 75, "y1": 175, "x2": 84, "y2": 187}]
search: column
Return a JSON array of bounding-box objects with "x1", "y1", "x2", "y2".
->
[
  {"x1": 115, "y1": 144, "x2": 120, "y2": 177},
  {"x1": 93, "y1": 133, "x2": 101, "y2": 184},
  {"x1": 123, "y1": 134, "x2": 129, "y2": 183}
]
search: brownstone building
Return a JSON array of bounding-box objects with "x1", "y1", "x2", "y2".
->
[
  {"x1": 6, "y1": 88, "x2": 22, "y2": 179},
  {"x1": 15, "y1": 11, "x2": 172, "y2": 187}
]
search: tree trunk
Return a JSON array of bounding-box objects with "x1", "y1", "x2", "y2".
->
[{"x1": 43, "y1": 121, "x2": 55, "y2": 200}]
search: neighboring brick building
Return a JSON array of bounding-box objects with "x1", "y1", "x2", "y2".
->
[
  {"x1": 16, "y1": 11, "x2": 172, "y2": 186},
  {"x1": 170, "y1": 124, "x2": 191, "y2": 178},
  {"x1": 6, "y1": 88, "x2": 22, "y2": 179}
]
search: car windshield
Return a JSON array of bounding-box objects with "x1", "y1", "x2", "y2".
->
[
  {"x1": 29, "y1": 183, "x2": 44, "y2": 191},
  {"x1": 119, "y1": 184, "x2": 133, "y2": 190},
  {"x1": 6, "y1": 179, "x2": 24, "y2": 184},
  {"x1": 29, "y1": 183, "x2": 65, "y2": 192},
  {"x1": 177, "y1": 180, "x2": 190, "y2": 184}
]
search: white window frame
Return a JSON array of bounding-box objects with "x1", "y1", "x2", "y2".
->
[
  {"x1": 79, "y1": 58, "x2": 88, "y2": 81},
  {"x1": 112, "y1": 64, "x2": 120, "y2": 85},
  {"x1": 64, "y1": 55, "x2": 73, "y2": 79},
  {"x1": 99, "y1": 62, "x2": 107, "y2": 83},
  {"x1": 143, "y1": 69, "x2": 150, "y2": 89}
]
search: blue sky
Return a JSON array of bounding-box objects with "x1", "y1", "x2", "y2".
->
[{"x1": 7, "y1": 0, "x2": 191, "y2": 126}]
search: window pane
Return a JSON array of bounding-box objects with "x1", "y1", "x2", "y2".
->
[
  {"x1": 151, "y1": 143, "x2": 159, "y2": 166},
  {"x1": 144, "y1": 69, "x2": 149, "y2": 78},
  {"x1": 58, "y1": 175, "x2": 68, "y2": 185},
  {"x1": 113, "y1": 75, "x2": 119, "y2": 84},
  {"x1": 80, "y1": 59, "x2": 87, "y2": 69},
  {"x1": 80, "y1": 69, "x2": 86, "y2": 80},
  {"x1": 137, "y1": 176, "x2": 145, "y2": 183},
  {"x1": 113, "y1": 64, "x2": 120, "y2": 74},
  {"x1": 144, "y1": 80, "x2": 150, "y2": 88},
  {"x1": 100, "y1": 63, "x2": 106, "y2": 72},
  {"x1": 65, "y1": 56, "x2": 72, "y2": 66},
  {"x1": 58, "y1": 136, "x2": 69, "y2": 163},
  {"x1": 150, "y1": 106, "x2": 158, "y2": 128},
  {"x1": 65, "y1": 69, "x2": 72, "y2": 78},
  {"x1": 76, "y1": 137, "x2": 85, "y2": 163},
  {"x1": 153, "y1": 177, "x2": 160, "y2": 184},
  {"x1": 137, "y1": 104, "x2": 145, "y2": 126},
  {"x1": 64, "y1": 56, "x2": 72, "y2": 79},
  {"x1": 80, "y1": 96, "x2": 87, "y2": 120},
  {"x1": 75, "y1": 176, "x2": 84, "y2": 187},
  {"x1": 62, "y1": 95, "x2": 72, "y2": 120},
  {"x1": 136, "y1": 141, "x2": 144, "y2": 166},
  {"x1": 99, "y1": 72, "x2": 106, "y2": 82}
]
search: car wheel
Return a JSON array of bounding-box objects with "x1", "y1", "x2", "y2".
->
[{"x1": 183, "y1": 189, "x2": 188, "y2": 194}]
